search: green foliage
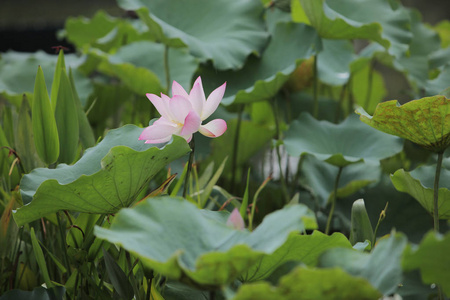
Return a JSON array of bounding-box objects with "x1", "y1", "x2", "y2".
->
[
  {"x1": 95, "y1": 197, "x2": 313, "y2": 287},
  {"x1": 32, "y1": 66, "x2": 60, "y2": 165},
  {"x1": 320, "y1": 232, "x2": 408, "y2": 295},
  {"x1": 200, "y1": 22, "x2": 321, "y2": 105},
  {"x1": 242, "y1": 231, "x2": 352, "y2": 281},
  {"x1": 284, "y1": 113, "x2": 403, "y2": 167},
  {"x1": 0, "y1": 286, "x2": 65, "y2": 300},
  {"x1": 1, "y1": 0, "x2": 449, "y2": 298},
  {"x1": 14, "y1": 126, "x2": 190, "y2": 225},
  {"x1": 294, "y1": 0, "x2": 411, "y2": 53},
  {"x1": 117, "y1": 0, "x2": 269, "y2": 70},
  {"x1": 54, "y1": 71, "x2": 79, "y2": 164},
  {"x1": 403, "y1": 231, "x2": 450, "y2": 296},
  {"x1": 234, "y1": 267, "x2": 381, "y2": 299},
  {"x1": 391, "y1": 168, "x2": 450, "y2": 219},
  {"x1": 357, "y1": 95, "x2": 450, "y2": 153},
  {"x1": 349, "y1": 199, "x2": 374, "y2": 245}
]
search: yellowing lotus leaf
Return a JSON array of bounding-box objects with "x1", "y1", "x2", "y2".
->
[{"x1": 357, "y1": 95, "x2": 450, "y2": 153}]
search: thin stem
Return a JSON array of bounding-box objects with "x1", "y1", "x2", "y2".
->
[
  {"x1": 248, "y1": 175, "x2": 272, "y2": 231},
  {"x1": 56, "y1": 212, "x2": 72, "y2": 277},
  {"x1": 325, "y1": 166, "x2": 343, "y2": 235},
  {"x1": 126, "y1": 251, "x2": 141, "y2": 300},
  {"x1": 363, "y1": 60, "x2": 374, "y2": 110},
  {"x1": 313, "y1": 54, "x2": 319, "y2": 118},
  {"x1": 271, "y1": 98, "x2": 289, "y2": 203},
  {"x1": 347, "y1": 76, "x2": 355, "y2": 116},
  {"x1": 372, "y1": 202, "x2": 388, "y2": 248},
  {"x1": 164, "y1": 45, "x2": 170, "y2": 93},
  {"x1": 433, "y1": 152, "x2": 443, "y2": 232},
  {"x1": 335, "y1": 83, "x2": 347, "y2": 123},
  {"x1": 231, "y1": 104, "x2": 244, "y2": 193},
  {"x1": 183, "y1": 136, "x2": 195, "y2": 198}
]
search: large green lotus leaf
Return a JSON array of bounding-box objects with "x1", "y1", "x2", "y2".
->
[
  {"x1": 86, "y1": 48, "x2": 162, "y2": 96},
  {"x1": 14, "y1": 126, "x2": 190, "y2": 225},
  {"x1": 300, "y1": 155, "x2": 381, "y2": 207},
  {"x1": 242, "y1": 231, "x2": 351, "y2": 282},
  {"x1": 63, "y1": 10, "x2": 148, "y2": 52},
  {"x1": 295, "y1": 0, "x2": 411, "y2": 55},
  {"x1": 357, "y1": 95, "x2": 450, "y2": 153},
  {"x1": 117, "y1": 0, "x2": 268, "y2": 70},
  {"x1": 0, "y1": 51, "x2": 93, "y2": 106},
  {"x1": 390, "y1": 168, "x2": 450, "y2": 219},
  {"x1": 94, "y1": 197, "x2": 312, "y2": 287},
  {"x1": 284, "y1": 113, "x2": 403, "y2": 167},
  {"x1": 317, "y1": 39, "x2": 355, "y2": 86},
  {"x1": 199, "y1": 22, "x2": 321, "y2": 105},
  {"x1": 233, "y1": 267, "x2": 381, "y2": 300},
  {"x1": 100, "y1": 41, "x2": 199, "y2": 93},
  {"x1": 319, "y1": 232, "x2": 407, "y2": 295},
  {"x1": 402, "y1": 231, "x2": 450, "y2": 296}
]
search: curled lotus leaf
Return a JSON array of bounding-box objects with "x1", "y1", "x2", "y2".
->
[{"x1": 357, "y1": 95, "x2": 450, "y2": 153}]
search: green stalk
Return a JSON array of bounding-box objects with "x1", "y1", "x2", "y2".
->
[
  {"x1": 183, "y1": 136, "x2": 195, "y2": 198},
  {"x1": 325, "y1": 166, "x2": 343, "y2": 235},
  {"x1": 164, "y1": 45, "x2": 170, "y2": 93},
  {"x1": 271, "y1": 99, "x2": 290, "y2": 203},
  {"x1": 372, "y1": 202, "x2": 388, "y2": 248},
  {"x1": 335, "y1": 83, "x2": 347, "y2": 123},
  {"x1": 56, "y1": 212, "x2": 72, "y2": 277},
  {"x1": 433, "y1": 152, "x2": 443, "y2": 232},
  {"x1": 126, "y1": 251, "x2": 141, "y2": 300},
  {"x1": 313, "y1": 54, "x2": 319, "y2": 118},
  {"x1": 363, "y1": 60, "x2": 374, "y2": 110},
  {"x1": 231, "y1": 104, "x2": 244, "y2": 193},
  {"x1": 249, "y1": 176, "x2": 271, "y2": 231}
]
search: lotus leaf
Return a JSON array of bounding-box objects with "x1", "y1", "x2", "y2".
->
[
  {"x1": 95, "y1": 197, "x2": 312, "y2": 287},
  {"x1": 117, "y1": 0, "x2": 269, "y2": 70},
  {"x1": 14, "y1": 125, "x2": 190, "y2": 225},
  {"x1": 403, "y1": 231, "x2": 450, "y2": 296},
  {"x1": 357, "y1": 95, "x2": 450, "y2": 153},
  {"x1": 200, "y1": 22, "x2": 321, "y2": 105},
  {"x1": 284, "y1": 113, "x2": 403, "y2": 167},
  {"x1": 233, "y1": 267, "x2": 381, "y2": 300},
  {"x1": 242, "y1": 231, "x2": 352, "y2": 281},
  {"x1": 390, "y1": 168, "x2": 450, "y2": 219},
  {"x1": 319, "y1": 232, "x2": 408, "y2": 295}
]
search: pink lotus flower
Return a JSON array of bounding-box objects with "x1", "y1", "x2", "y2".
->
[{"x1": 139, "y1": 77, "x2": 227, "y2": 144}]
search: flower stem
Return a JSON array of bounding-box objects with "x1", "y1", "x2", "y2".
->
[
  {"x1": 164, "y1": 45, "x2": 170, "y2": 93},
  {"x1": 271, "y1": 98, "x2": 290, "y2": 203},
  {"x1": 325, "y1": 166, "x2": 343, "y2": 235},
  {"x1": 372, "y1": 202, "x2": 388, "y2": 248},
  {"x1": 313, "y1": 54, "x2": 319, "y2": 118},
  {"x1": 363, "y1": 60, "x2": 374, "y2": 110},
  {"x1": 183, "y1": 136, "x2": 195, "y2": 198},
  {"x1": 433, "y1": 151, "x2": 443, "y2": 232},
  {"x1": 56, "y1": 212, "x2": 72, "y2": 277},
  {"x1": 231, "y1": 104, "x2": 244, "y2": 193},
  {"x1": 335, "y1": 83, "x2": 347, "y2": 123}
]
